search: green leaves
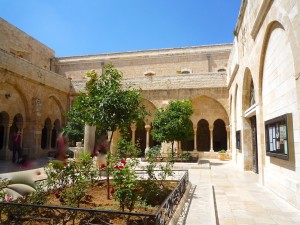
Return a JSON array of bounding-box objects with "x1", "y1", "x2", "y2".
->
[
  {"x1": 151, "y1": 100, "x2": 194, "y2": 153},
  {"x1": 66, "y1": 64, "x2": 146, "y2": 140}
]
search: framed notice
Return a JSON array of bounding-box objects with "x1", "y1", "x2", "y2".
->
[{"x1": 265, "y1": 114, "x2": 291, "y2": 160}]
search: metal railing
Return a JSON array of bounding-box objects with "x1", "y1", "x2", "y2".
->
[{"x1": 0, "y1": 170, "x2": 189, "y2": 225}]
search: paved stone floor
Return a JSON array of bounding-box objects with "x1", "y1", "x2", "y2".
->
[
  {"x1": 177, "y1": 159, "x2": 300, "y2": 225},
  {"x1": 1, "y1": 158, "x2": 300, "y2": 225}
]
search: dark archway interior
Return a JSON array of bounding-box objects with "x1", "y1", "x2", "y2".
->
[
  {"x1": 213, "y1": 119, "x2": 227, "y2": 151},
  {"x1": 197, "y1": 119, "x2": 210, "y2": 151}
]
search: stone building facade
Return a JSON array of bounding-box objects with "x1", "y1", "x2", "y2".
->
[
  {"x1": 228, "y1": 0, "x2": 300, "y2": 209},
  {"x1": 0, "y1": 0, "x2": 300, "y2": 209}
]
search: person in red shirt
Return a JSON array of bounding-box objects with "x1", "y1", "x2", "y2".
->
[{"x1": 12, "y1": 130, "x2": 22, "y2": 163}]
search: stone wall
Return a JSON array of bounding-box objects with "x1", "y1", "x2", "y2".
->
[
  {"x1": 228, "y1": 0, "x2": 300, "y2": 209},
  {"x1": 0, "y1": 18, "x2": 55, "y2": 70}
]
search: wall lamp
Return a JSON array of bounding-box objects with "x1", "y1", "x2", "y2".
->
[{"x1": 5, "y1": 93, "x2": 11, "y2": 99}]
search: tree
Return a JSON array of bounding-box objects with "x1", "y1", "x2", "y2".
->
[
  {"x1": 151, "y1": 100, "x2": 194, "y2": 155},
  {"x1": 63, "y1": 108, "x2": 85, "y2": 145},
  {"x1": 67, "y1": 64, "x2": 146, "y2": 199}
]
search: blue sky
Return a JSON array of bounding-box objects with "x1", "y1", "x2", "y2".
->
[{"x1": 1, "y1": 1, "x2": 241, "y2": 57}]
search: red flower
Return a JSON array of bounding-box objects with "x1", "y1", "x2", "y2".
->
[
  {"x1": 118, "y1": 165, "x2": 124, "y2": 169},
  {"x1": 110, "y1": 188, "x2": 115, "y2": 194},
  {"x1": 55, "y1": 192, "x2": 60, "y2": 199},
  {"x1": 114, "y1": 165, "x2": 119, "y2": 169},
  {"x1": 121, "y1": 158, "x2": 126, "y2": 165},
  {"x1": 100, "y1": 164, "x2": 105, "y2": 169}
]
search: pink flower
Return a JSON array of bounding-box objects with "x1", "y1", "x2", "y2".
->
[
  {"x1": 159, "y1": 185, "x2": 164, "y2": 190},
  {"x1": 121, "y1": 158, "x2": 126, "y2": 165},
  {"x1": 5, "y1": 195, "x2": 12, "y2": 202}
]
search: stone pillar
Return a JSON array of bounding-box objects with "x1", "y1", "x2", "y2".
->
[
  {"x1": 145, "y1": 124, "x2": 151, "y2": 154},
  {"x1": 32, "y1": 97, "x2": 42, "y2": 158},
  {"x1": 209, "y1": 125, "x2": 214, "y2": 152},
  {"x1": 130, "y1": 123, "x2": 137, "y2": 145},
  {"x1": 226, "y1": 125, "x2": 231, "y2": 153},
  {"x1": 2, "y1": 120, "x2": 12, "y2": 160},
  {"x1": 4, "y1": 120, "x2": 12, "y2": 151},
  {"x1": 84, "y1": 125, "x2": 96, "y2": 154},
  {"x1": 193, "y1": 127, "x2": 197, "y2": 151}
]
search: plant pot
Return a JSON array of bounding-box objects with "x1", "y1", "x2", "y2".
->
[{"x1": 218, "y1": 153, "x2": 227, "y2": 160}]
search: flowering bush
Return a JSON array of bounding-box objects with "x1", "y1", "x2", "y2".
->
[
  {"x1": 44, "y1": 152, "x2": 93, "y2": 207},
  {"x1": 0, "y1": 178, "x2": 9, "y2": 202},
  {"x1": 111, "y1": 157, "x2": 139, "y2": 212}
]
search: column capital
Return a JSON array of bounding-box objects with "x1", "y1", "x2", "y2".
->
[
  {"x1": 145, "y1": 124, "x2": 151, "y2": 131},
  {"x1": 209, "y1": 125, "x2": 214, "y2": 131},
  {"x1": 130, "y1": 123, "x2": 137, "y2": 131}
]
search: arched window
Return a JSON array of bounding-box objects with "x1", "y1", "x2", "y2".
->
[
  {"x1": 250, "y1": 79, "x2": 255, "y2": 106},
  {"x1": 217, "y1": 68, "x2": 226, "y2": 73},
  {"x1": 180, "y1": 68, "x2": 192, "y2": 74},
  {"x1": 144, "y1": 71, "x2": 155, "y2": 76}
]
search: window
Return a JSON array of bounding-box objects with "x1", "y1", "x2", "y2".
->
[
  {"x1": 217, "y1": 68, "x2": 226, "y2": 72},
  {"x1": 236, "y1": 130, "x2": 241, "y2": 149},
  {"x1": 265, "y1": 113, "x2": 291, "y2": 160},
  {"x1": 144, "y1": 71, "x2": 155, "y2": 76},
  {"x1": 180, "y1": 68, "x2": 192, "y2": 74}
]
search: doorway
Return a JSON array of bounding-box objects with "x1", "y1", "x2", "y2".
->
[{"x1": 250, "y1": 116, "x2": 258, "y2": 173}]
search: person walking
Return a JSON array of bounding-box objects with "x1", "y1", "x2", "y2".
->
[{"x1": 12, "y1": 130, "x2": 22, "y2": 163}]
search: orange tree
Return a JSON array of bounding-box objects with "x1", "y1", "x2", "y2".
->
[
  {"x1": 151, "y1": 100, "x2": 194, "y2": 156},
  {"x1": 67, "y1": 64, "x2": 146, "y2": 198}
]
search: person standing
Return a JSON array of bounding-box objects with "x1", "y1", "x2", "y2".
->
[
  {"x1": 56, "y1": 132, "x2": 68, "y2": 161},
  {"x1": 12, "y1": 130, "x2": 22, "y2": 163}
]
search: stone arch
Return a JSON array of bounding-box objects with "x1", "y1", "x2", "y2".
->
[
  {"x1": 0, "y1": 82, "x2": 29, "y2": 126},
  {"x1": 258, "y1": 21, "x2": 298, "y2": 169},
  {"x1": 51, "y1": 119, "x2": 61, "y2": 149},
  {"x1": 190, "y1": 95, "x2": 229, "y2": 126},
  {"x1": 213, "y1": 119, "x2": 227, "y2": 151},
  {"x1": 47, "y1": 95, "x2": 66, "y2": 126},
  {"x1": 0, "y1": 111, "x2": 9, "y2": 151},
  {"x1": 197, "y1": 119, "x2": 210, "y2": 151},
  {"x1": 141, "y1": 98, "x2": 157, "y2": 124},
  {"x1": 8, "y1": 114, "x2": 24, "y2": 151},
  {"x1": 181, "y1": 119, "x2": 194, "y2": 151},
  {"x1": 232, "y1": 84, "x2": 239, "y2": 162},
  {"x1": 127, "y1": 98, "x2": 158, "y2": 155},
  {"x1": 41, "y1": 118, "x2": 52, "y2": 150},
  {"x1": 242, "y1": 68, "x2": 257, "y2": 171}
]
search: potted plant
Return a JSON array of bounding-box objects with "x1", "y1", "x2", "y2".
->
[{"x1": 218, "y1": 149, "x2": 227, "y2": 160}]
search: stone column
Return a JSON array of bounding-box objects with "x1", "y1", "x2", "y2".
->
[
  {"x1": 4, "y1": 120, "x2": 12, "y2": 151},
  {"x1": 226, "y1": 125, "x2": 231, "y2": 152},
  {"x1": 84, "y1": 125, "x2": 96, "y2": 154},
  {"x1": 193, "y1": 127, "x2": 197, "y2": 152},
  {"x1": 145, "y1": 124, "x2": 151, "y2": 154},
  {"x1": 32, "y1": 97, "x2": 42, "y2": 158},
  {"x1": 130, "y1": 123, "x2": 137, "y2": 145},
  {"x1": 2, "y1": 120, "x2": 12, "y2": 160},
  {"x1": 209, "y1": 125, "x2": 214, "y2": 152}
]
